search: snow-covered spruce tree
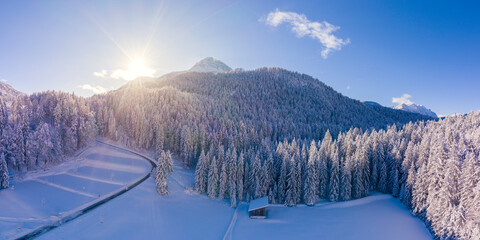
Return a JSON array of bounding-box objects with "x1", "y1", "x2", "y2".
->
[
  {"x1": 357, "y1": 137, "x2": 371, "y2": 197},
  {"x1": 442, "y1": 150, "x2": 462, "y2": 238},
  {"x1": 412, "y1": 161, "x2": 428, "y2": 215},
  {"x1": 250, "y1": 154, "x2": 261, "y2": 199},
  {"x1": 264, "y1": 153, "x2": 274, "y2": 198},
  {"x1": 390, "y1": 162, "x2": 400, "y2": 198},
  {"x1": 194, "y1": 150, "x2": 208, "y2": 194},
  {"x1": 228, "y1": 150, "x2": 237, "y2": 208},
  {"x1": 243, "y1": 155, "x2": 250, "y2": 201},
  {"x1": 318, "y1": 133, "x2": 332, "y2": 199},
  {"x1": 369, "y1": 138, "x2": 382, "y2": 191},
  {"x1": 340, "y1": 157, "x2": 352, "y2": 201},
  {"x1": 285, "y1": 157, "x2": 297, "y2": 207},
  {"x1": 303, "y1": 147, "x2": 318, "y2": 206},
  {"x1": 236, "y1": 151, "x2": 244, "y2": 201},
  {"x1": 156, "y1": 151, "x2": 169, "y2": 195},
  {"x1": 399, "y1": 142, "x2": 415, "y2": 206},
  {"x1": 277, "y1": 150, "x2": 288, "y2": 203},
  {"x1": 155, "y1": 126, "x2": 164, "y2": 153},
  {"x1": 218, "y1": 160, "x2": 228, "y2": 200},
  {"x1": 300, "y1": 142, "x2": 308, "y2": 189},
  {"x1": 207, "y1": 156, "x2": 219, "y2": 199},
  {"x1": 328, "y1": 145, "x2": 340, "y2": 201},
  {"x1": 377, "y1": 156, "x2": 388, "y2": 193},
  {"x1": 165, "y1": 150, "x2": 173, "y2": 174},
  {"x1": 1, "y1": 153, "x2": 9, "y2": 189},
  {"x1": 295, "y1": 156, "x2": 302, "y2": 204},
  {"x1": 401, "y1": 161, "x2": 415, "y2": 208},
  {"x1": 217, "y1": 145, "x2": 225, "y2": 170},
  {"x1": 352, "y1": 150, "x2": 364, "y2": 199},
  {"x1": 389, "y1": 146, "x2": 401, "y2": 197},
  {"x1": 256, "y1": 163, "x2": 269, "y2": 198}
]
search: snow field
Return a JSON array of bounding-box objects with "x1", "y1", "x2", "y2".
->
[
  {"x1": 232, "y1": 193, "x2": 432, "y2": 240},
  {"x1": 38, "y1": 145, "x2": 432, "y2": 240},
  {"x1": 0, "y1": 143, "x2": 151, "y2": 240}
]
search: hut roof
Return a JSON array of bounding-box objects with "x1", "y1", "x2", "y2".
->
[{"x1": 248, "y1": 196, "x2": 269, "y2": 212}]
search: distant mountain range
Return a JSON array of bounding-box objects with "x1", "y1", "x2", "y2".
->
[
  {"x1": 393, "y1": 103, "x2": 438, "y2": 118},
  {"x1": 362, "y1": 100, "x2": 437, "y2": 118}
]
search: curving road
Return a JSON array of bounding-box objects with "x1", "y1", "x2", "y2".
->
[{"x1": 10, "y1": 140, "x2": 156, "y2": 240}]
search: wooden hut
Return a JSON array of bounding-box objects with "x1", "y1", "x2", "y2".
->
[{"x1": 248, "y1": 196, "x2": 268, "y2": 218}]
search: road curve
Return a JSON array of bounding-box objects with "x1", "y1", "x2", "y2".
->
[{"x1": 13, "y1": 140, "x2": 157, "y2": 240}]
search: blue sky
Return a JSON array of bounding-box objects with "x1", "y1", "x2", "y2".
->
[{"x1": 1, "y1": 0, "x2": 479, "y2": 115}]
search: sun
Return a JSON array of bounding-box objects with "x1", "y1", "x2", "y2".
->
[
  {"x1": 114, "y1": 58, "x2": 155, "y2": 81},
  {"x1": 128, "y1": 58, "x2": 147, "y2": 73},
  {"x1": 107, "y1": 58, "x2": 156, "y2": 81}
]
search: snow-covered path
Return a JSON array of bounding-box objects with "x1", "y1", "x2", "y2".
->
[{"x1": 0, "y1": 142, "x2": 152, "y2": 240}]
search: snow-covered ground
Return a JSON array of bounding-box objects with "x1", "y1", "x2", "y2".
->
[
  {"x1": 0, "y1": 143, "x2": 151, "y2": 240},
  {"x1": 37, "y1": 157, "x2": 235, "y2": 240},
  {"x1": 1, "y1": 142, "x2": 432, "y2": 239},
  {"x1": 232, "y1": 194, "x2": 431, "y2": 240},
  {"x1": 36, "y1": 143, "x2": 432, "y2": 240}
]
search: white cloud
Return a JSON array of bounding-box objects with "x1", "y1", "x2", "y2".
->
[
  {"x1": 93, "y1": 70, "x2": 109, "y2": 78},
  {"x1": 346, "y1": 85, "x2": 351, "y2": 90},
  {"x1": 264, "y1": 9, "x2": 350, "y2": 58},
  {"x1": 0, "y1": 78, "x2": 7, "y2": 83},
  {"x1": 392, "y1": 93, "x2": 414, "y2": 105},
  {"x1": 93, "y1": 59, "x2": 156, "y2": 81},
  {"x1": 77, "y1": 84, "x2": 108, "y2": 94}
]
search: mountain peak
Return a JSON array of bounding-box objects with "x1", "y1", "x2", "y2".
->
[
  {"x1": 188, "y1": 57, "x2": 232, "y2": 73},
  {"x1": 393, "y1": 103, "x2": 438, "y2": 118}
]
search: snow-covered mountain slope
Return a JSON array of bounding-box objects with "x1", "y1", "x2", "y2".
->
[
  {"x1": 393, "y1": 103, "x2": 437, "y2": 118},
  {"x1": 0, "y1": 82, "x2": 24, "y2": 106},
  {"x1": 0, "y1": 82, "x2": 22, "y2": 98},
  {"x1": 114, "y1": 63, "x2": 432, "y2": 146},
  {"x1": 188, "y1": 57, "x2": 232, "y2": 73}
]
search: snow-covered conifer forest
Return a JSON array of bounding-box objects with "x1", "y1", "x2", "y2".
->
[
  {"x1": 0, "y1": 91, "x2": 96, "y2": 175},
  {"x1": 0, "y1": 67, "x2": 479, "y2": 239}
]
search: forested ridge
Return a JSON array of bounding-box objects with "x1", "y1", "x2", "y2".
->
[
  {"x1": 0, "y1": 66, "x2": 478, "y2": 239},
  {"x1": 91, "y1": 67, "x2": 431, "y2": 167}
]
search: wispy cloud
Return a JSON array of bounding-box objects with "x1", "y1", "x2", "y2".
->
[
  {"x1": 77, "y1": 84, "x2": 108, "y2": 94},
  {"x1": 93, "y1": 60, "x2": 156, "y2": 81},
  {"x1": 263, "y1": 9, "x2": 350, "y2": 58},
  {"x1": 392, "y1": 93, "x2": 414, "y2": 105},
  {"x1": 93, "y1": 70, "x2": 109, "y2": 78},
  {"x1": 0, "y1": 78, "x2": 7, "y2": 83},
  {"x1": 346, "y1": 85, "x2": 351, "y2": 90}
]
